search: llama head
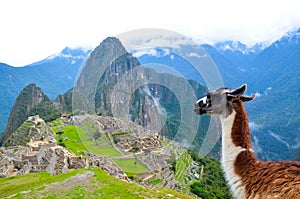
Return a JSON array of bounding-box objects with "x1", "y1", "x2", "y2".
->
[{"x1": 194, "y1": 84, "x2": 255, "y2": 116}]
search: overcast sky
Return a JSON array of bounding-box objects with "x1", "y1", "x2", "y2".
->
[{"x1": 1, "y1": 0, "x2": 300, "y2": 66}]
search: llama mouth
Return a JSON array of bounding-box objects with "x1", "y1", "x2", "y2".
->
[
  {"x1": 193, "y1": 106, "x2": 202, "y2": 115},
  {"x1": 194, "y1": 104, "x2": 211, "y2": 115}
]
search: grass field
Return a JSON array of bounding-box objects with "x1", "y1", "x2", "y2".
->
[
  {"x1": 54, "y1": 125, "x2": 89, "y2": 156},
  {"x1": 113, "y1": 158, "x2": 149, "y2": 175},
  {"x1": 50, "y1": 119, "x2": 121, "y2": 157},
  {"x1": 0, "y1": 168, "x2": 195, "y2": 199}
]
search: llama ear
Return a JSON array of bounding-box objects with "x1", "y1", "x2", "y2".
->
[
  {"x1": 228, "y1": 84, "x2": 247, "y2": 96},
  {"x1": 240, "y1": 94, "x2": 255, "y2": 102}
]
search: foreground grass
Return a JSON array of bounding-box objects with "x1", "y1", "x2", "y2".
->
[{"x1": 0, "y1": 168, "x2": 195, "y2": 199}]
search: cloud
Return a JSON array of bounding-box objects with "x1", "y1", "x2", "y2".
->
[
  {"x1": 132, "y1": 49, "x2": 159, "y2": 58},
  {"x1": 254, "y1": 92, "x2": 262, "y2": 97},
  {"x1": 249, "y1": 121, "x2": 262, "y2": 131},
  {"x1": 1, "y1": 0, "x2": 300, "y2": 66},
  {"x1": 188, "y1": 52, "x2": 207, "y2": 58}
]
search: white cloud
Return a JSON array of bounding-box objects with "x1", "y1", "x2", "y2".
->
[
  {"x1": 249, "y1": 121, "x2": 262, "y2": 131},
  {"x1": 264, "y1": 87, "x2": 272, "y2": 95},
  {"x1": 188, "y1": 52, "x2": 207, "y2": 58},
  {"x1": 1, "y1": 0, "x2": 300, "y2": 66},
  {"x1": 254, "y1": 92, "x2": 262, "y2": 97},
  {"x1": 132, "y1": 49, "x2": 159, "y2": 58}
]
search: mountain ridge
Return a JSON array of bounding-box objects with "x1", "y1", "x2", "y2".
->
[{"x1": 1, "y1": 28, "x2": 300, "y2": 161}]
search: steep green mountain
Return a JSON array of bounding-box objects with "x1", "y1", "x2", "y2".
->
[
  {"x1": 2, "y1": 84, "x2": 50, "y2": 145},
  {"x1": 62, "y1": 37, "x2": 213, "y2": 157},
  {"x1": 55, "y1": 88, "x2": 73, "y2": 113},
  {"x1": 1, "y1": 83, "x2": 63, "y2": 146}
]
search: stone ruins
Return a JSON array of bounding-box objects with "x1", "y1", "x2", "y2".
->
[{"x1": 0, "y1": 115, "x2": 189, "y2": 190}]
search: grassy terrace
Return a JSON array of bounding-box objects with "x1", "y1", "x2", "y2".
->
[
  {"x1": 174, "y1": 151, "x2": 193, "y2": 183},
  {"x1": 113, "y1": 158, "x2": 149, "y2": 176},
  {"x1": 49, "y1": 118, "x2": 121, "y2": 157},
  {"x1": 0, "y1": 168, "x2": 195, "y2": 199}
]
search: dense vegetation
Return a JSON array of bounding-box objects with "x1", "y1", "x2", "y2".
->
[
  {"x1": 2, "y1": 120, "x2": 36, "y2": 146},
  {"x1": 30, "y1": 101, "x2": 62, "y2": 122},
  {"x1": 188, "y1": 149, "x2": 233, "y2": 199},
  {"x1": 2, "y1": 84, "x2": 51, "y2": 146}
]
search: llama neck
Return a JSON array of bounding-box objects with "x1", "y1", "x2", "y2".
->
[
  {"x1": 223, "y1": 100, "x2": 253, "y2": 150},
  {"x1": 220, "y1": 99, "x2": 257, "y2": 198}
]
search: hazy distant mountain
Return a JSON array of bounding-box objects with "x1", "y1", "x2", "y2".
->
[
  {"x1": 0, "y1": 48, "x2": 90, "y2": 133},
  {"x1": 134, "y1": 29, "x2": 300, "y2": 160},
  {"x1": 245, "y1": 28, "x2": 300, "y2": 160}
]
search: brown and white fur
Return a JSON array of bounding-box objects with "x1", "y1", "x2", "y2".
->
[{"x1": 194, "y1": 84, "x2": 300, "y2": 199}]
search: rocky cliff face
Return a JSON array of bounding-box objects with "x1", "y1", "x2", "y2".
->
[
  {"x1": 2, "y1": 84, "x2": 50, "y2": 145},
  {"x1": 56, "y1": 37, "x2": 209, "y2": 154}
]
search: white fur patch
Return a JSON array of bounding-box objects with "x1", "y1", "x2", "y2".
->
[
  {"x1": 221, "y1": 110, "x2": 247, "y2": 199},
  {"x1": 197, "y1": 96, "x2": 207, "y2": 104}
]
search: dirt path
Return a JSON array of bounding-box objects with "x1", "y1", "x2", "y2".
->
[{"x1": 5, "y1": 170, "x2": 95, "y2": 199}]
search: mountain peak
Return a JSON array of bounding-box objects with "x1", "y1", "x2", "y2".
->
[
  {"x1": 279, "y1": 27, "x2": 300, "y2": 43},
  {"x1": 214, "y1": 40, "x2": 264, "y2": 54},
  {"x1": 40, "y1": 47, "x2": 90, "y2": 63},
  {"x1": 2, "y1": 83, "x2": 50, "y2": 146},
  {"x1": 97, "y1": 37, "x2": 127, "y2": 54}
]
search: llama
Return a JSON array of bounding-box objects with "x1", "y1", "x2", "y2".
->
[{"x1": 194, "y1": 84, "x2": 300, "y2": 199}]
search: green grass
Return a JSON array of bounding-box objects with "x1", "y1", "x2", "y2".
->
[
  {"x1": 55, "y1": 125, "x2": 88, "y2": 156},
  {"x1": 149, "y1": 179, "x2": 163, "y2": 186},
  {"x1": 52, "y1": 122, "x2": 121, "y2": 157},
  {"x1": 0, "y1": 169, "x2": 83, "y2": 198},
  {"x1": 47, "y1": 118, "x2": 63, "y2": 127},
  {"x1": 113, "y1": 158, "x2": 149, "y2": 174},
  {"x1": 175, "y1": 151, "x2": 193, "y2": 183},
  {"x1": 0, "y1": 168, "x2": 195, "y2": 199}
]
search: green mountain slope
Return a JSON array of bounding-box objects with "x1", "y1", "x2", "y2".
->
[{"x1": 2, "y1": 84, "x2": 53, "y2": 145}]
